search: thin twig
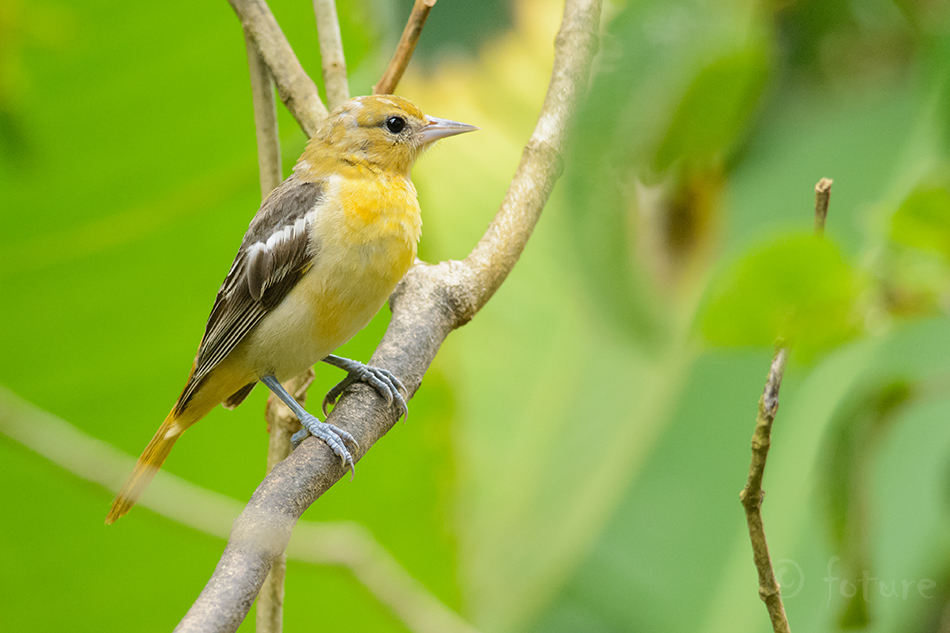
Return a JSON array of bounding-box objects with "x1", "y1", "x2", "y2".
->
[
  {"x1": 244, "y1": 30, "x2": 283, "y2": 198},
  {"x1": 243, "y1": 35, "x2": 286, "y2": 631},
  {"x1": 312, "y1": 0, "x2": 349, "y2": 109},
  {"x1": 739, "y1": 348, "x2": 792, "y2": 633},
  {"x1": 373, "y1": 0, "x2": 437, "y2": 95},
  {"x1": 0, "y1": 387, "x2": 478, "y2": 633},
  {"x1": 177, "y1": 0, "x2": 602, "y2": 630},
  {"x1": 229, "y1": 0, "x2": 328, "y2": 136},
  {"x1": 740, "y1": 177, "x2": 834, "y2": 632},
  {"x1": 257, "y1": 372, "x2": 312, "y2": 633},
  {"x1": 815, "y1": 177, "x2": 832, "y2": 235}
]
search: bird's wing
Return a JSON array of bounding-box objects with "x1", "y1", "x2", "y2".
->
[{"x1": 176, "y1": 175, "x2": 324, "y2": 410}]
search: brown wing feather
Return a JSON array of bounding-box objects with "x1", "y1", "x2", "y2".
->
[{"x1": 174, "y1": 175, "x2": 324, "y2": 412}]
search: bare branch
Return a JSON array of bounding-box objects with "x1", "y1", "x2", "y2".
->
[
  {"x1": 740, "y1": 177, "x2": 836, "y2": 631},
  {"x1": 257, "y1": 372, "x2": 311, "y2": 633},
  {"x1": 739, "y1": 177, "x2": 835, "y2": 632},
  {"x1": 814, "y1": 177, "x2": 832, "y2": 235},
  {"x1": 243, "y1": 30, "x2": 288, "y2": 631},
  {"x1": 739, "y1": 348, "x2": 792, "y2": 633},
  {"x1": 243, "y1": 29, "x2": 283, "y2": 198},
  {"x1": 312, "y1": 0, "x2": 349, "y2": 109},
  {"x1": 463, "y1": 2, "x2": 601, "y2": 312},
  {"x1": 373, "y1": 0, "x2": 437, "y2": 95},
  {"x1": 178, "y1": 0, "x2": 602, "y2": 630},
  {"x1": 229, "y1": 0, "x2": 328, "y2": 136}
]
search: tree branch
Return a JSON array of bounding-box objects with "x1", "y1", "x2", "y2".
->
[
  {"x1": 312, "y1": 0, "x2": 349, "y2": 110},
  {"x1": 228, "y1": 0, "x2": 328, "y2": 136},
  {"x1": 739, "y1": 178, "x2": 833, "y2": 632},
  {"x1": 373, "y1": 0, "x2": 437, "y2": 96},
  {"x1": 257, "y1": 373, "x2": 311, "y2": 633},
  {"x1": 243, "y1": 29, "x2": 283, "y2": 199},
  {"x1": 463, "y1": 10, "x2": 599, "y2": 311},
  {"x1": 242, "y1": 37, "x2": 288, "y2": 631},
  {"x1": 177, "y1": 1, "x2": 602, "y2": 630},
  {"x1": 740, "y1": 349, "x2": 791, "y2": 633}
]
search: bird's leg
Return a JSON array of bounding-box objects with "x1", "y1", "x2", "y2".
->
[
  {"x1": 321, "y1": 354, "x2": 408, "y2": 421},
  {"x1": 260, "y1": 374, "x2": 358, "y2": 475}
]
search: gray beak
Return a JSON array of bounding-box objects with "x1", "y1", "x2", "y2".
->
[{"x1": 417, "y1": 115, "x2": 479, "y2": 145}]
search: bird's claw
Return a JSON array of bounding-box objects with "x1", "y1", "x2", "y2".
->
[
  {"x1": 323, "y1": 361, "x2": 409, "y2": 422},
  {"x1": 292, "y1": 415, "x2": 359, "y2": 478}
]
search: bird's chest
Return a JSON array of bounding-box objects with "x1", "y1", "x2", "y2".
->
[{"x1": 299, "y1": 174, "x2": 422, "y2": 344}]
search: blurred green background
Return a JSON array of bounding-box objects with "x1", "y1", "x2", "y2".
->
[{"x1": 2, "y1": 0, "x2": 950, "y2": 631}]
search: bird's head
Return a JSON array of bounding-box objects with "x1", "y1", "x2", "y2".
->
[{"x1": 301, "y1": 95, "x2": 477, "y2": 177}]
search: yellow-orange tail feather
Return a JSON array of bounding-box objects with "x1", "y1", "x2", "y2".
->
[
  {"x1": 105, "y1": 409, "x2": 185, "y2": 524},
  {"x1": 106, "y1": 353, "x2": 255, "y2": 523}
]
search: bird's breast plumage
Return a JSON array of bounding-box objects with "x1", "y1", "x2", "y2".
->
[{"x1": 237, "y1": 170, "x2": 422, "y2": 380}]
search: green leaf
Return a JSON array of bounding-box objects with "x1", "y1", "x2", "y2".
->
[
  {"x1": 652, "y1": 46, "x2": 770, "y2": 170},
  {"x1": 890, "y1": 185, "x2": 950, "y2": 262},
  {"x1": 700, "y1": 234, "x2": 862, "y2": 359}
]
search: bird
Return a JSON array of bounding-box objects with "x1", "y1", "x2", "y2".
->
[{"x1": 106, "y1": 95, "x2": 476, "y2": 524}]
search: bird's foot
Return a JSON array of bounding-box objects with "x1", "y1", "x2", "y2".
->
[
  {"x1": 322, "y1": 355, "x2": 408, "y2": 421},
  {"x1": 291, "y1": 414, "x2": 359, "y2": 477},
  {"x1": 260, "y1": 374, "x2": 359, "y2": 477}
]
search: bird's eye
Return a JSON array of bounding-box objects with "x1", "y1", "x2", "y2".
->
[{"x1": 385, "y1": 116, "x2": 406, "y2": 134}]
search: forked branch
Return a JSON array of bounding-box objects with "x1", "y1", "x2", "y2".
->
[{"x1": 176, "y1": 0, "x2": 602, "y2": 631}]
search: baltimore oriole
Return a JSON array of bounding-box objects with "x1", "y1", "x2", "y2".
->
[{"x1": 106, "y1": 95, "x2": 476, "y2": 523}]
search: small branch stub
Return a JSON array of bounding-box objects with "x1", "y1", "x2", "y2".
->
[{"x1": 814, "y1": 177, "x2": 832, "y2": 235}]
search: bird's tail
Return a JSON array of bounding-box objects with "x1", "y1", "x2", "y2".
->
[{"x1": 105, "y1": 409, "x2": 185, "y2": 524}]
